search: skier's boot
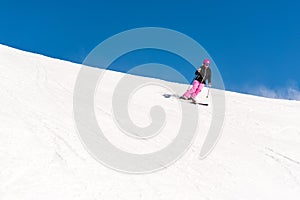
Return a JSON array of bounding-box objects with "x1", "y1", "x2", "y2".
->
[{"x1": 180, "y1": 96, "x2": 188, "y2": 100}]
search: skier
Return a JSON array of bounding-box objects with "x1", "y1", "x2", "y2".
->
[{"x1": 180, "y1": 58, "x2": 212, "y2": 102}]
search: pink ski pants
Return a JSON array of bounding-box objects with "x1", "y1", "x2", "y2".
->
[{"x1": 183, "y1": 80, "x2": 205, "y2": 99}]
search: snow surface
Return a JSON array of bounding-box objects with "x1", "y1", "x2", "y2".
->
[{"x1": 0, "y1": 44, "x2": 300, "y2": 199}]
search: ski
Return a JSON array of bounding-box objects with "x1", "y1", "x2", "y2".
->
[
  {"x1": 163, "y1": 94, "x2": 209, "y2": 106},
  {"x1": 191, "y1": 102, "x2": 209, "y2": 106},
  {"x1": 190, "y1": 98, "x2": 209, "y2": 106}
]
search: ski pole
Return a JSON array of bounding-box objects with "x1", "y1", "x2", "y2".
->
[{"x1": 206, "y1": 86, "x2": 211, "y2": 98}]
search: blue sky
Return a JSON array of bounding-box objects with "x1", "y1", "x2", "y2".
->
[{"x1": 1, "y1": 0, "x2": 299, "y2": 99}]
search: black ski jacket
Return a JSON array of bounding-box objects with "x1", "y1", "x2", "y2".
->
[{"x1": 194, "y1": 66, "x2": 212, "y2": 84}]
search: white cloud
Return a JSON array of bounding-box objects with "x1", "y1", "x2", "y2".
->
[
  {"x1": 256, "y1": 86, "x2": 278, "y2": 99},
  {"x1": 244, "y1": 81, "x2": 300, "y2": 101},
  {"x1": 287, "y1": 87, "x2": 300, "y2": 100}
]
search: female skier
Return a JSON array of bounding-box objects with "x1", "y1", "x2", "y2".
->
[{"x1": 181, "y1": 58, "x2": 212, "y2": 102}]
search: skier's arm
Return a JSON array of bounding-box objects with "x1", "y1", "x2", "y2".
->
[
  {"x1": 195, "y1": 67, "x2": 201, "y2": 75},
  {"x1": 208, "y1": 71, "x2": 212, "y2": 87}
]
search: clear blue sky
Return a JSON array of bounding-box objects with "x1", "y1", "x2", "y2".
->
[{"x1": 1, "y1": 0, "x2": 299, "y2": 99}]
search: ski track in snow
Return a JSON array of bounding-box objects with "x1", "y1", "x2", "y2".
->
[{"x1": 0, "y1": 44, "x2": 300, "y2": 199}]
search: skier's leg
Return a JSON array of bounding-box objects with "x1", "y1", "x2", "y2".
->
[
  {"x1": 193, "y1": 83, "x2": 205, "y2": 97},
  {"x1": 182, "y1": 80, "x2": 200, "y2": 98}
]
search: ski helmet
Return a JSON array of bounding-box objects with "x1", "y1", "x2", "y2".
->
[{"x1": 203, "y1": 59, "x2": 210, "y2": 65}]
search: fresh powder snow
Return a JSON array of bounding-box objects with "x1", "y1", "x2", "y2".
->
[{"x1": 0, "y1": 44, "x2": 300, "y2": 200}]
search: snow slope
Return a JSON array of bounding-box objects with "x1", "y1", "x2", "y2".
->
[{"x1": 0, "y1": 44, "x2": 300, "y2": 200}]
